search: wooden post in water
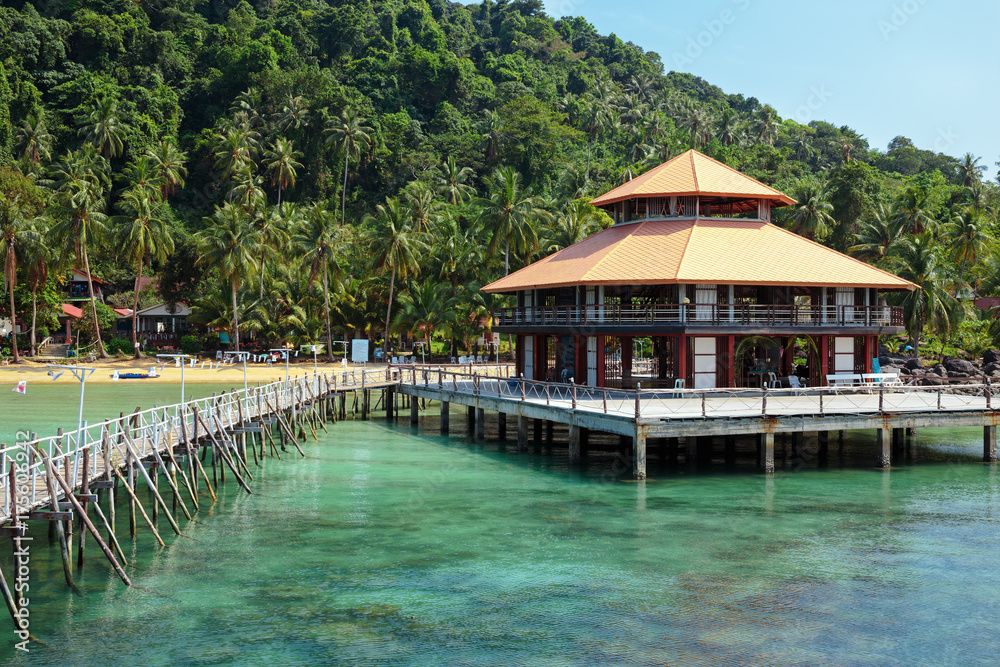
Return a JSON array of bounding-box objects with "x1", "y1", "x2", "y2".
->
[
  {"x1": 985, "y1": 425, "x2": 997, "y2": 462},
  {"x1": 511, "y1": 415, "x2": 526, "y2": 453},
  {"x1": 410, "y1": 399, "x2": 419, "y2": 425},
  {"x1": 568, "y1": 424, "x2": 581, "y2": 464},
  {"x1": 62, "y1": 454, "x2": 72, "y2": 556},
  {"x1": 633, "y1": 427, "x2": 647, "y2": 479},
  {"x1": 876, "y1": 426, "x2": 891, "y2": 468},
  {"x1": 760, "y1": 432, "x2": 775, "y2": 473},
  {"x1": 77, "y1": 448, "x2": 90, "y2": 568},
  {"x1": 40, "y1": 445, "x2": 76, "y2": 592},
  {"x1": 475, "y1": 408, "x2": 485, "y2": 440},
  {"x1": 498, "y1": 413, "x2": 507, "y2": 439},
  {"x1": 440, "y1": 401, "x2": 449, "y2": 433}
]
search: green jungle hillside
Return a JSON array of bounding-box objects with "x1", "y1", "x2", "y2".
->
[{"x1": 0, "y1": 0, "x2": 996, "y2": 359}]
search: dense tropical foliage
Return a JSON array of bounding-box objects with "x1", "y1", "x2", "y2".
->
[{"x1": 0, "y1": 0, "x2": 998, "y2": 359}]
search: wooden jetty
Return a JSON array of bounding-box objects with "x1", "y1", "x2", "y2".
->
[
  {"x1": 396, "y1": 366, "x2": 1000, "y2": 476},
  {"x1": 0, "y1": 366, "x2": 399, "y2": 627},
  {"x1": 2, "y1": 360, "x2": 998, "y2": 634}
]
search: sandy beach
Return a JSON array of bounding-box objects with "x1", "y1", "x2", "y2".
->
[{"x1": 0, "y1": 357, "x2": 382, "y2": 387}]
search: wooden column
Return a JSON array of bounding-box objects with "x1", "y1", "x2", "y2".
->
[
  {"x1": 792, "y1": 431, "x2": 804, "y2": 466},
  {"x1": 677, "y1": 334, "x2": 688, "y2": 386},
  {"x1": 568, "y1": 424, "x2": 581, "y2": 465},
  {"x1": 820, "y1": 336, "x2": 830, "y2": 384},
  {"x1": 386, "y1": 386, "x2": 394, "y2": 420},
  {"x1": 440, "y1": 401, "x2": 449, "y2": 433},
  {"x1": 533, "y1": 419, "x2": 542, "y2": 442},
  {"x1": 760, "y1": 432, "x2": 775, "y2": 473},
  {"x1": 727, "y1": 335, "x2": 736, "y2": 388},
  {"x1": 410, "y1": 398, "x2": 418, "y2": 425},
  {"x1": 876, "y1": 426, "x2": 891, "y2": 468},
  {"x1": 475, "y1": 407, "x2": 485, "y2": 440},
  {"x1": 985, "y1": 425, "x2": 997, "y2": 462},
  {"x1": 633, "y1": 427, "x2": 647, "y2": 479},
  {"x1": 685, "y1": 437, "x2": 698, "y2": 465},
  {"x1": 498, "y1": 413, "x2": 507, "y2": 439}
]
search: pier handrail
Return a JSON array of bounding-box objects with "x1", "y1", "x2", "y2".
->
[
  {"x1": 0, "y1": 366, "x2": 398, "y2": 523},
  {"x1": 393, "y1": 365, "x2": 992, "y2": 423}
]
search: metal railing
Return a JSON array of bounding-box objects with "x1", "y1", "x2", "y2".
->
[
  {"x1": 397, "y1": 366, "x2": 993, "y2": 423},
  {"x1": 493, "y1": 304, "x2": 904, "y2": 328},
  {"x1": 0, "y1": 367, "x2": 399, "y2": 523}
]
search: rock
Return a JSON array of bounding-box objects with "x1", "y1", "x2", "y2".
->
[
  {"x1": 904, "y1": 358, "x2": 923, "y2": 370},
  {"x1": 932, "y1": 364, "x2": 948, "y2": 377},
  {"x1": 899, "y1": 367, "x2": 911, "y2": 376},
  {"x1": 983, "y1": 362, "x2": 1000, "y2": 375},
  {"x1": 944, "y1": 358, "x2": 977, "y2": 375},
  {"x1": 984, "y1": 349, "x2": 1000, "y2": 365}
]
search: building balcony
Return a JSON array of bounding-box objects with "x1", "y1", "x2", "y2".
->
[{"x1": 492, "y1": 304, "x2": 905, "y2": 334}]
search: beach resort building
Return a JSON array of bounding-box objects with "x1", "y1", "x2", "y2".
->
[{"x1": 485, "y1": 150, "x2": 915, "y2": 389}]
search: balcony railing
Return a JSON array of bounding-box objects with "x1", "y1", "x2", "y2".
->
[{"x1": 493, "y1": 304, "x2": 904, "y2": 329}]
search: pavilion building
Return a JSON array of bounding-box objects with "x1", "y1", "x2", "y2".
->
[{"x1": 484, "y1": 150, "x2": 915, "y2": 389}]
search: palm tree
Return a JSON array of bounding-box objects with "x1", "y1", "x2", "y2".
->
[
  {"x1": 716, "y1": 109, "x2": 741, "y2": 147},
  {"x1": 325, "y1": 108, "x2": 373, "y2": 223},
  {"x1": 20, "y1": 224, "x2": 53, "y2": 356},
  {"x1": 956, "y1": 153, "x2": 986, "y2": 187},
  {"x1": 273, "y1": 95, "x2": 312, "y2": 134},
  {"x1": 213, "y1": 126, "x2": 259, "y2": 196},
  {"x1": 479, "y1": 109, "x2": 503, "y2": 162},
  {"x1": 78, "y1": 97, "x2": 125, "y2": 159},
  {"x1": 111, "y1": 188, "x2": 174, "y2": 357},
  {"x1": 365, "y1": 197, "x2": 423, "y2": 350},
  {"x1": 227, "y1": 165, "x2": 266, "y2": 213},
  {"x1": 892, "y1": 185, "x2": 935, "y2": 235},
  {"x1": 295, "y1": 203, "x2": 343, "y2": 361},
  {"x1": 849, "y1": 204, "x2": 904, "y2": 263},
  {"x1": 145, "y1": 140, "x2": 187, "y2": 199},
  {"x1": 263, "y1": 138, "x2": 303, "y2": 205},
  {"x1": 946, "y1": 208, "x2": 990, "y2": 283},
  {"x1": 197, "y1": 204, "x2": 261, "y2": 351},
  {"x1": 0, "y1": 196, "x2": 38, "y2": 362},
  {"x1": 751, "y1": 105, "x2": 780, "y2": 146},
  {"x1": 888, "y1": 233, "x2": 959, "y2": 355},
  {"x1": 253, "y1": 202, "x2": 294, "y2": 299},
  {"x1": 781, "y1": 181, "x2": 835, "y2": 241},
  {"x1": 435, "y1": 157, "x2": 476, "y2": 206},
  {"x1": 15, "y1": 114, "x2": 53, "y2": 166},
  {"x1": 581, "y1": 91, "x2": 610, "y2": 179},
  {"x1": 476, "y1": 166, "x2": 542, "y2": 275},
  {"x1": 119, "y1": 156, "x2": 162, "y2": 198},
  {"x1": 48, "y1": 148, "x2": 112, "y2": 358},
  {"x1": 544, "y1": 200, "x2": 605, "y2": 253},
  {"x1": 393, "y1": 279, "x2": 455, "y2": 352}
]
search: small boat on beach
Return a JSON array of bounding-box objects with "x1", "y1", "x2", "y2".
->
[{"x1": 111, "y1": 368, "x2": 160, "y2": 380}]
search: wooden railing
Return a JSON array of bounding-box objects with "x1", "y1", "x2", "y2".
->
[{"x1": 492, "y1": 304, "x2": 904, "y2": 328}]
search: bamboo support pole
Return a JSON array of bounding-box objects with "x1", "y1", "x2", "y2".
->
[{"x1": 111, "y1": 467, "x2": 166, "y2": 548}]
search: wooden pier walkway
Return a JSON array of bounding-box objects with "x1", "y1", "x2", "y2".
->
[
  {"x1": 2, "y1": 360, "x2": 998, "y2": 634},
  {"x1": 396, "y1": 367, "x2": 1000, "y2": 477}
]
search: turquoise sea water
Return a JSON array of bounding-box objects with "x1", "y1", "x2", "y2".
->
[{"x1": 0, "y1": 384, "x2": 998, "y2": 665}]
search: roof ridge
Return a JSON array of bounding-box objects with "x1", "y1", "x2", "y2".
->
[
  {"x1": 689, "y1": 150, "x2": 699, "y2": 192},
  {"x1": 582, "y1": 220, "x2": 646, "y2": 282},
  {"x1": 765, "y1": 222, "x2": 916, "y2": 289},
  {"x1": 672, "y1": 218, "x2": 698, "y2": 281},
  {"x1": 692, "y1": 151, "x2": 786, "y2": 198}
]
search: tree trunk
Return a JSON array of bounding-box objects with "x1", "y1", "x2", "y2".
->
[
  {"x1": 277, "y1": 183, "x2": 282, "y2": 206},
  {"x1": 30, "y1": 289, "x2": 37, "y2": 356},
  {"x1": 383, "y1": 266, "x2": 396, "y2": 354},
  {"x1": 132, "y1": 258, "x2": 142, "y2": 358},
  {"x1": 82, "y1": 245, "x2": 108, "y2": 358},
  {"x1": 231, "y1": 285, "x2": 240, "y2": 352},
  {"x1": 322, "y1": 262, "x2": 334, "y2": 363},
  {"x1": 504, "y1": 238, "x2": 510, "y2": 276},
  {"x1": 586, "y1": 135, "x2": 592, "y2": 181},
  {"x1": 259, "y1": 255, "x2": 266, "y2": 301},
  {"x1": 342, "y1": 151, "x2": 350, "y2": 223},
  {"x1": 7, "y1": 280, "x2": 18, "y2": 363}
]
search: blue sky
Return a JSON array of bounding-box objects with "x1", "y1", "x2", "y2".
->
[{"x1": 542, "y1": 0, "x2": 996, "y2": 175}]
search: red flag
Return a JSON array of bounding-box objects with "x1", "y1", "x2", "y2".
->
[{"x1": 12, "y1": 380, "x2": 26, "y2": 394}]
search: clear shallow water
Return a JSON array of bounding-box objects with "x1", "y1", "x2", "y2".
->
[{"x1": 0, "y1": 388, "x2": 997, "y2": 665}]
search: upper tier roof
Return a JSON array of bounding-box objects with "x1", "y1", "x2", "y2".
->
[
  {"x1": 590, "y1": 149, "x2": 796, "y2": 207},
  {"x1": 482, "y1": 218, "x2": 916, "y2": 293}
]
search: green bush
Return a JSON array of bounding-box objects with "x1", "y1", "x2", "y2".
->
[
  {"x1": 106, "y1": 338, "x2": 135, "y2": 355},
  {"x1": 179, "y1": 335, "x2": 202, "y2": 355},
  {"x1": 203, "y1": 333, "x2": 221, "y2": 350}
]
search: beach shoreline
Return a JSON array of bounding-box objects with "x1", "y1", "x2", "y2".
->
[{"x1": 0, "y1": 358, "x2": 382, "y2": 386}]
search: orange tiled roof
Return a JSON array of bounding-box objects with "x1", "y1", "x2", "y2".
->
[
  {"x1": 483, "y1": 219, "x2": 916, "y2": 293},
  {"x1": 590, "y1": 149, "x2": 795, "y2": 207}
]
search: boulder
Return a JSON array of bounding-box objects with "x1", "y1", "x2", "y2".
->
[
  {"x1": 932, "y1": 364, "x2": 948, "y2": 377},
  {"x1": 984, "y1": 349, "x2": 1000, "y2": 365},
  {"x1": 904, "y1": 358, "x2": 923, "y2": 370},
  {"x1": 982, "y1": 362, "x2": 1000, "y2": 376},
  {"x1": 943, "y1": 358, "x2": 977, "y2": 375}
]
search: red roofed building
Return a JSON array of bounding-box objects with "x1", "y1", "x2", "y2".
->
[{"x1": 484, "y1": 150, "x2": 916, "y2": 389}]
